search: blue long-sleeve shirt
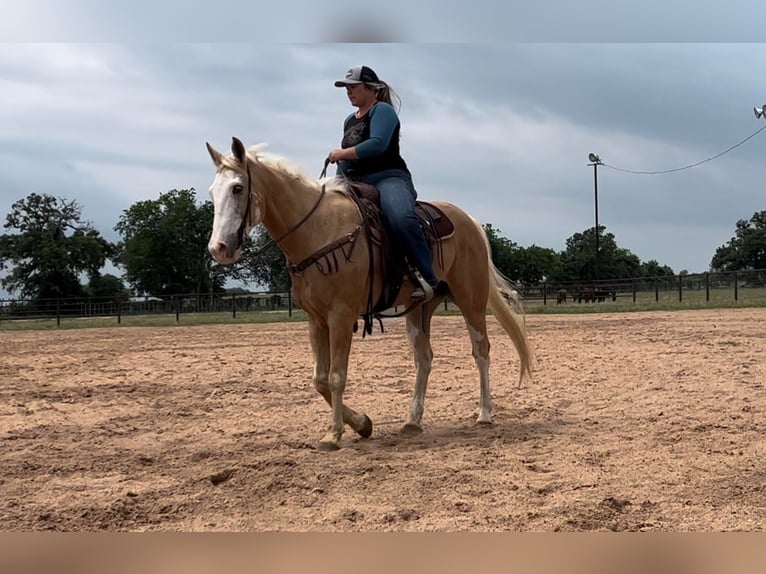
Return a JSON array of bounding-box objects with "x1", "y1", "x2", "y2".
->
[{"x1": 337, "y1": 102, "x2": 408, "y2": 178}]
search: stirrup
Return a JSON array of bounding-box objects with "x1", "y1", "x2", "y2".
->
[
  {"x1": 411, "y1": 285, "x2": 434, "y2": 303},
  {"x1": 410, "y1": 270, "x2": 435, "y2": 304}
]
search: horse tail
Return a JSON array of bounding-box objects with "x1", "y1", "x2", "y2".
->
[{"x1": 472, "y1": 217, "x2": 534, "y2": 387}]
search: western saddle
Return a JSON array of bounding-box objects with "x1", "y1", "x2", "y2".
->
[
  {"x1": 286, "y1": 176, "x2": 455, "y2": 336},
  {"x1": 344, "y1": 180, "x2": 454, "y2": 334}
]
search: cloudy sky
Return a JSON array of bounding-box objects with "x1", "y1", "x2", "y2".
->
[{"x1": 2, "y1": 2, "x2": 765, "y2": 296}]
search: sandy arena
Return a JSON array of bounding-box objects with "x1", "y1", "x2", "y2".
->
[{"x1": 1, "y1": 308, "x2": 764, "y2": 531}]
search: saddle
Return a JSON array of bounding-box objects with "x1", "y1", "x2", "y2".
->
[{"x1": 343, "y1": 179, "x2": 455, "y2": 334}]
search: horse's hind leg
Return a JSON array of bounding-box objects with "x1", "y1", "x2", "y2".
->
[
  {"x1": 308, "y1": 316, "x2": 372, "y2": 448},
  {"x1": 463, "y1": 308, "x2": 493, "y2": 424},
  {"x1": 401, "y1": 300, "x2": 440, "y2": 435}
]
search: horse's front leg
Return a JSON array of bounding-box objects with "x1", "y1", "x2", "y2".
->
[
  {"x1": 316, "y1": 316, "x2": 371, "y2": 451},
  {"x1": 401, "y1": 301, "x2": 438, "y2": 436}
]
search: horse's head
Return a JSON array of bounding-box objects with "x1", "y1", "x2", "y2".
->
[{"x1": 205, "y1": 137, "x2": 262, "y2": 264}]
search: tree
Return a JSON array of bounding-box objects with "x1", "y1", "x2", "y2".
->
[
  {"x1": 560, "y1": 226, "x2": 643, "y2": 282},
  {"x1": 710, "y1": 210, "x2": 766, "y2": 271},
  {"x1": 482, "y1": 222, "x2": 674, "y2": 285},
  {"x1": 514, "y1": 245, "x2": 562, "y2": 285},
  {"x1": 482, "y1": 224, "x2": 562, "y2": 286},
  {"x1": 560, "y1": 226, "x2": 604, "y2": 282},
  {"x1": 85, "y1": 273, "x2": 130, "y2": 300},
  {"x1": 640, "y1": 259, "x2": 674, "y2": 277},
  {"x1": 611, "y1": 247, "x2": 643, "y2": 279},
  {"x1": 0, "y1": 193, "x2": 113, "y2": 300},
  {"x1": 114, "y1": 188, "x2": 227, "y2": 296},
  {"x1": 482, "y1": 223, "x2": 519, "y2": 279}
]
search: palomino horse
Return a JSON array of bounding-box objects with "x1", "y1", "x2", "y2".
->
[{"x1": 205, "y1": 137, "x2": 533, "y2": 451}]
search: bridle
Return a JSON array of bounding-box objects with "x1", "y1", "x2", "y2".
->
[{"x1": 234, "y1": 156, "x2": 330, "y2": 257}]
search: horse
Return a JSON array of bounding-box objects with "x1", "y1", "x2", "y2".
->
[
  {"x1": 204, "y1": 137, "x2": 534, "y2": 451},
  {"x1": 578, "y1": 286, "x2": 595, "y2": 304},
  {"x1": 595, "y1": 288, "x2": 617, "y2": 303}
]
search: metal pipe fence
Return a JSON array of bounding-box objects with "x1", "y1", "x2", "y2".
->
[
  {"x1": 1, "y1": 268, "x2": 765, "y2": 326},
  {"x1": 0, "y1": 290, "x2": 297, "y2": 326},
  {"x1": 523, "y1": 269, "x2": 766, "y2": 306}
]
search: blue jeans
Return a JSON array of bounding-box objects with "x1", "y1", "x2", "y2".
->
[{"x1": 356, "y1": 169, "x2": 439, "y2": 287}]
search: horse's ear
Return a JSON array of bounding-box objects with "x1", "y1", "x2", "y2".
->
[
  {"x1": 206, "y1": 142, "x2": 223, "y2": 167},
  {"x1": 231, "y1": 137, "x2": 246, "y2": 164}
]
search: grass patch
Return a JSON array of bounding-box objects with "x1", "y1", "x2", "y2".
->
[
  {"x1": 521, "y1": 287, "x2": 766, "y2": 314},
  {"x1": 0, "y1": 310, "x2": 310, "y2": 331}
]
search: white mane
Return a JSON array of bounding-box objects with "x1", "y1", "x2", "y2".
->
[{"x1": 243, "y1": 143, "x2": 348, "y2": 193}]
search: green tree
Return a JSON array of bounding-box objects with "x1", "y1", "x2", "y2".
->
[
  {"x1": 560, "y1": 226, "x2": 603, "y2": 282},
  {"x1": 611, "y1": 247, "x2": 643, "y2": 279},
  {"x1": 640, "y1": 259, "x2": 674, "y2": 277},
  {"x1": 482, "y1": 225, "x2": 562, "y2": 286},
  {"x1": 85, "y1": 273, "x2": 130, "y2": 300},
  {"x1": 0, "y1": 193, "x2": 113, "y2": 300},
  {"x1": 710, "y1": 210, "x2": 766, "y2": 271},
  {"x1": 514, "y1": 245, "x2": 562, "y2": 285},
  {"x1": 482, "y1": 223, "x2": 519, "y2": 279},
  {"x1": 561, "y1": 226, "x2": 643, "y2": 281},
  {"x1": 114, "y1": 188, "x2": 226, "y2": 296}
]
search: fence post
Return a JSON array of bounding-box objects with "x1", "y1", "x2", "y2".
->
[
  {"x1": 56, "y1": 298, "x2": 61, "y2": 326},
  {"x1": 542, "y1": 280, "x2": 547, "y2": 306},
  {"x1": 632, "y1": 279, "x2": 636, "y2": 303},
  {"x1": 116, "y1": 298, "x2": 121, "y2": 325},
  {"x1": 705, "y1": 272, "x2": 710, "y2": 302},
  {"x1": 734, "y1": 271, "x2": 738, "y2": 301},
  {"x1": 287, "y1": 269, "x2": 293, "y2": 317},
  {"x1": 232, "y1": 293, "x2": 237, "y2": 318},
  {"x1": 655, "y1": 280, "x2": 659, "y2": 302},
  {"x1": 678, "y1": 275, "x2": 683, "y2": 302},
  {"x1": 174, "y1": 296, "x2": 180, "y2": 322}
]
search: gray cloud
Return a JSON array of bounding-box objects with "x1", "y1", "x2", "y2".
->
[{"x1": 2, "y1": 42, "x2": 765, "y2": 299}]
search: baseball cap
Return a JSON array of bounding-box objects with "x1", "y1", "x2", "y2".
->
[{"x1": 334, "y1": 65, "x2": 380, "y2": 87}]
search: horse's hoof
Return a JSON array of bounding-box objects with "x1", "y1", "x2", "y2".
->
[
  {"x1": 317, "y1": 440, "x2": 341, "y2": 452},
  {"x1": 400, "y1": 423, "x2": 423, "y2": 436},
  {"x1": 475, "y1": 419, "x2": 493, "y2": 426},
  {"x1": 357, "y1": 415, "x2": 373, "y2": 439}
]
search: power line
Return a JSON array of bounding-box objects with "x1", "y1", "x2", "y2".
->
[{"x1": 601, "y1": 124, "x2": 766, "y2": 175}]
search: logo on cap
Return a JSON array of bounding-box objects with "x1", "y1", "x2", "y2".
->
[{"x1": 345, "y1": 69, "x2": 354, "y2": 79}]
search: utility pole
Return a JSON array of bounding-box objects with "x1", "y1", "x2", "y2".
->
[{"x1": 587, "y1": 153, "x2": 603, "y2": 282}]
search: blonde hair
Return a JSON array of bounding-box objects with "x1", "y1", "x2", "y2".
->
[{"x1": 366, "y1": 80, "x2": 401, "y2": 112}]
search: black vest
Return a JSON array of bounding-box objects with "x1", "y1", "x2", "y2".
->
[{"x1": 341, "y1": 106, "x2": 409, "y2": 178}]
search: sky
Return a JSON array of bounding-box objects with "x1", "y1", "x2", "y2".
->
[{"x1": 1, "y1": 2, "x2": 765, "y2": 297}]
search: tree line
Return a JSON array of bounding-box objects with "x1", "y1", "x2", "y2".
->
[{"x1": 1, "y1": 190, "x2": 764, "y2": 302}]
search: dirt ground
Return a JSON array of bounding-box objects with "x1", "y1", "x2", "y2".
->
[{"x1": 1, "y1": 308, "x2": 765, "y2": 531}]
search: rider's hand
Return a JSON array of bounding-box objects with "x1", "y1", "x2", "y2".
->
[{"x1": 328, "y1": 148, "x2": 345, "y2": 164}]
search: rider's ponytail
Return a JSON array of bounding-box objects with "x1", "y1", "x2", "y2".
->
[{"x1": 372, "y1": 81, "x2": 401, "y2": 113}]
